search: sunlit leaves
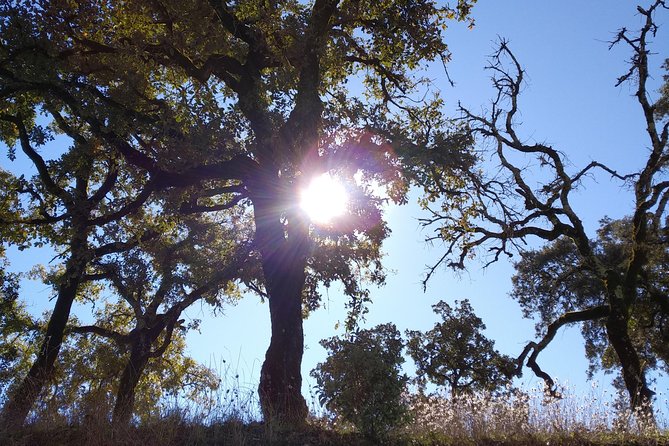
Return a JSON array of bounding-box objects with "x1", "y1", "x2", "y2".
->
[
  {"x1": 30, "y1": 305, "x2": 221, "y2": 424},
  {"x1": 311, "y1": 323, "x2": 409, "y2": 440},
  {"x1": 0, "y1": 297, "x2": 37, "y2": 402},
  {"x1": 0, "y1": 0, "x2": 479, "y2": 422}
]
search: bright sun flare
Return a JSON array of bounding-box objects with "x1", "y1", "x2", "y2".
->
[{"x1": 300, "y1": 173, "x2": 348, "y2": 224}]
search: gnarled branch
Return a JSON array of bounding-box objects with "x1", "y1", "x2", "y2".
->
[{"x1": 515, "y1": 305, "x2": 610, "y2": 397}]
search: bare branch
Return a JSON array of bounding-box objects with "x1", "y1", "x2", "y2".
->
[
  {"x1": 571, "y1": 161, "x2": 638, "y2": 184},
  {"x1": 515, "y1": 306, "x2": 610, "y2": 396}
]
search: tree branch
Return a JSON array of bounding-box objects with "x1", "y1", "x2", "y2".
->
[
  {"x1": 282, "y1": 0, "x2": 339, "y2": 145},
  {"x1": 0, "y1": 114, "x2": 72, "y2": 206},
  {"x1": 70, "y1": 324, "x2": 130, "y2": 345},
  {"x1": 93, "y1": 230, "x2": 158, "y2": 257},
  {"x1": 515, "y1": 305, "x2": 610, "y2": 396},
  {"x1": 88, "y1": 180, "x2": 155, "y2": 226}
]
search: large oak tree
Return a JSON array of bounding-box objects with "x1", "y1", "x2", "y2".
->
[
  {"x1": 1, "y1": 0, "x2": 476, "y2": 424},
  {"x1": 418, "y1": 1, "x2": 668, "y2": 420}
]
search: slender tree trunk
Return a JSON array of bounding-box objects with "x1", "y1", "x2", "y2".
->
[
  {"x1": 0, "y1": 230, "x2": 88, "y2": 431},
  {"x1": 254, "y1": 192, "x2": 310, "y2": 423},
  {"x1": 605, "y1": 281, "x2": 655, "y2": 423},
  {"x1": 112, "y1": 338, "x2": 150, "y2": 427}
]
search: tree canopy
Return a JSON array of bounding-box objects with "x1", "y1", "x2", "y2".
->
[
  {"x1": 406, "y1": 299, "x2": 515, "y2": 396},
  {"x1": 0, "y1": 0, "x2": 476, "y2": 426},
  {"x1": 511, "y1": 217, "x2": 669, "y2": 382},
  {"x1": 2, "y1": 0, "x2": 668, "y2": 434},
  {"x1": 311, "y1": 323, "x2": 408, "y2": 440}
]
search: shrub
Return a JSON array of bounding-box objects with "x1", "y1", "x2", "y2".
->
[{"x1": 311, "y1": 323, "x2": 409, "y2": 440}]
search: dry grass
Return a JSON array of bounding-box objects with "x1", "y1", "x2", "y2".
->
[
  {"x1": 401, "y1": 384, "x2": 668, "y2": 446},
  {"x1": 2, "y1": 383, "x2": 667, "y2": 445}
]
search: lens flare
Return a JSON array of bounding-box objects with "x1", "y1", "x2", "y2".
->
[{"x1": 300, "y1": 173, "x2": 348, "y2": 224}]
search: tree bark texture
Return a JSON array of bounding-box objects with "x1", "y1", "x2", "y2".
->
[{"x1": 605, "y1": 284, "x2": 655, "y2": 422}]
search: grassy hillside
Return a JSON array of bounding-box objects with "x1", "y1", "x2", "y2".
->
[{"x1": 3, "y1": 386, "x2": 667, "y2": 446}]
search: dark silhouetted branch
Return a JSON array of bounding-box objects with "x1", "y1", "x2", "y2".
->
[{"x1": 516, "y1": 305, "x2": 610, "y2": 397}]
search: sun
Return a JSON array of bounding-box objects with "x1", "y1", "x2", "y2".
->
[{"x1": 300, "y1": 173, "x2": 348, "y2": 224}]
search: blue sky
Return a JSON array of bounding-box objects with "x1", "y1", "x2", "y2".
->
[{"x1": 3, "y1": 0, "x2": 669, "y2": 420}]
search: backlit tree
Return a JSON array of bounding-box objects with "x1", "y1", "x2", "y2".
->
[{"x1": 0, "y1": 0, "x2": 476, "y2": 424}]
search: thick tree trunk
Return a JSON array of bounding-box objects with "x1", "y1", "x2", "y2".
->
[
  {"x1": 605, "y1": 308, "x2": 655, "y2": 423},
  {"x1": 605, "y1": 279, "x2": 655, "y2": 423},
  {"x1": 258, "y1": 264, "x2": 308, "y2": 423},
  {"x1": 112, "y1": 339, "x2": 150, "y2": 427},
  {"x1": 254, "y1": 193, "x2": 310, "y2": 424},
  {"x1": 0, "y1": 233, "x2": 88, "y2": 431}
]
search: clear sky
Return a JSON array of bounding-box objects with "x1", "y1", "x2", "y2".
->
[{"x1": 3, "y1": 0, "x2": 669, "y2": 421}]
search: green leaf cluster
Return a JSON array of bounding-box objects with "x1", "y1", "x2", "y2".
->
[
  {"x1": 406, "y1": 299, "x2": 515, "y2": 396},
  {"x1": 511, "y1": 218, "x2": 669, "y2": 380},
  {"x1": 311, "y1": 323, "x2": 409, "y2": 440}
]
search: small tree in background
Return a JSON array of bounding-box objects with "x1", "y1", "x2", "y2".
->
[
  {"x1": 406, "y1": 299, "x2": 515, "y2": 397},
  {"x1": 311, "y1": 323, "x2": 408, "y2": 441}
]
